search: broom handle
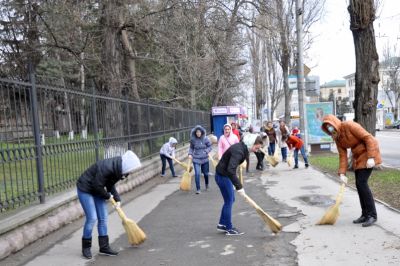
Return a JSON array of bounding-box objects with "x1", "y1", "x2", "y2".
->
[
  {"x1": 208, "y1": 154, "x2": 217, "y2": 167},
  {"x1": 173, "y1": 158, "x2": 187, "y2": 168},
  {"x1": 109, "y1": 197, "x2": 128, "y2": 221},
  {"x1": 241, "y1": 193, "x2": 277, "y2": 221},
  {"x1": 259, "y1": 148, "x2": 267, "y2": 155},
  {"x1": 186, "y1": 158, "x2": 192, "y2": 172}
]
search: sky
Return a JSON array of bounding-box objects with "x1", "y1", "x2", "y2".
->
[{"x1": 308, "y1": 0, "x2": 400, "y2": 84}]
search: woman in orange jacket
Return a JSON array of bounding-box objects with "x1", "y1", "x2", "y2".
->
[
  {"x1": 286, "y1": 135, "x2": 309, "y2": 169},
  {"x1": 321, "y1": 114, "x2": 382, "y2": 227}
]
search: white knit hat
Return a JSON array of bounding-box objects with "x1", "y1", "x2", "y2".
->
[
  {"x1": 242, "y1": 133, "x2": 258, "y2": 149},
  {"x1": 121, "y1": 150, "x2": 141, "y2": 175}
]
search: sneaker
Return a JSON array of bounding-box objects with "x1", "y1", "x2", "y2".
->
[
  {"x1": 293, "y1": 165, "x2": 299, "y2": 169},
  {"x1": 217, "y1": 224, "x2": 227, "y2": 232},
  {"x1": 225, "y1": 228, "x2": 244, "y2": 236},
  {"x1": 196, "y1": 190, "x2": 201, "y2": 194},
  {"x1": 161, "y1": 174, "x2": 165, "y2": 177},
  {"x1": 305, "y1": 163, "x2": 309, "y2": 168},
  {"x1": 172, "y1": 175, "x2": 178, "y2": 177},
  {"x1": 206, "y1": 185, "x2": 209, "y2": 190}
]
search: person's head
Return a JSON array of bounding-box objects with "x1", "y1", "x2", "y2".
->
[
  {"x1": 243, "y1": 134, "x2": 263, "y2": 152},
  {"x1": 267, "y1": 121, "x2": 272, "y2": 128},
  {"x1": 169, "y1": 137, "x2": 178, "y2": 148},
  {"x1": 321, "y1": 114, "x2": 342, "y2": 139},
  {"x1": 121, "y1": 150, "x2": 141, "y2": 178},
  {"x1": 325, "y1": 124, "x2": 337, "y2": 137},
  {"x1": 195, "y1": 129, "x2": 202, "y2": 138},
  {"x1": 292, "y1": 127, "x2": 299, "y2": 135},
  {"x1": 279, "y1": 120, "x2": 286, "y2": 126},
  {"x1": 223, "y1": 124, "x2": 232, "y2": 136},
  {"x1": 231, "y1": 122, "x2": 237, "y2": 129}
]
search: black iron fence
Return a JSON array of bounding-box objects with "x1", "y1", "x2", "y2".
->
[{"x1": 0, "y1": 77, "x2": 210, "y2": 212}]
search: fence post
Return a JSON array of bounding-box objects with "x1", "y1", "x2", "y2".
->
[
  {"x1": 126, "y1": 96, "x2": 131, "y2": 150},
  {"x1": 28, "y1": 63, "x2": 45, "y2": 204},
  {"x1": 91, "y1": 80, "x2": 100, "y2": 162},
  {"x1": 147, "y1": 99, "x2": 152, "y2": 154}
]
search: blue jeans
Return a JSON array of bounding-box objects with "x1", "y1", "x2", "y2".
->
[
  {"x1": 77, "y1": 188, "x2": 108, "y2": 239},
  {"x1": 160, "y1": 154, "x2": 176, "y2": 176},
  {"x1": 268, "y1": 142, "x2": 276, "y2": 156},
  {"x1": 215, "y1": 173, "x2": 235, "y2": 230},
  {"x1": 281, "y1": 147, "x2": 287, "y2": 161},
  {"x1": 193, "y1": 161, "x2": 209, "y2": 191},
  {"x1": 294, "y1": 146, "x2": 309, "y2": 166}
]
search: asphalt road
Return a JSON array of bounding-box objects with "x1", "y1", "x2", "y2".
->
[{"x1": 376, "y1": 130, "x2": 400, "y2": 169}]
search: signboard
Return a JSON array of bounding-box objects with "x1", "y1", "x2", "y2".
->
[
  {"x1": 305, "y1": 102, "x2": 334, "y2": 144},
  {"x1": 211, "y1": 106, "x2": 242, "y2": 116},
  {"x1": 288, "y1": 75, "x2": 297, "y2": 90}
]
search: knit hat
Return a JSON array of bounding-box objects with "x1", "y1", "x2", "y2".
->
[
  {"x1": 121, "y1": 150, "x2": 141, "y2": 175},
  {"x1": 292, "y1": 128, "x2": 299, "y2": 135},
  {"x1": 242, "y1": 133, "x2": 258, "y2": 149}
]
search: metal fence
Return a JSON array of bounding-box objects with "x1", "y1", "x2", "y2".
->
[{"x1": 0, "y1": 77, "x2": 210, "y2": 212}]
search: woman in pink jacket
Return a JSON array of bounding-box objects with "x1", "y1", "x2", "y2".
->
[{"x1": 218, "y1": 124, "x2": 239, "y2": 159}]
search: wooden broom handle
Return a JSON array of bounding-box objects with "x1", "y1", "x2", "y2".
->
[
  {"x1": 173, "y1": 158, "x2": 186, "y2": 168},
  {"x1": 109, "y1": 197, "x2": 127, "y2": 221},
  {"x1": 186, "y1": 158, "x2": 192, "y2": 172}
]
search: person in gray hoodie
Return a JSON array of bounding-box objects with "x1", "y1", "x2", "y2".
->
[
  {"x1": 159, "y1": 137, "x2": 178, "y2": 177},
  {"x1": 188, "y1": 125, "x2": 212, "y2": 194}
]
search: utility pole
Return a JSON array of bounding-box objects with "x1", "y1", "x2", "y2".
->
[{"x1": 296, "y1": 0, "x2": 307, "y2": 151}]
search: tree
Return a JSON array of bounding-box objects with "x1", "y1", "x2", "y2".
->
[
  {"x1": 381, "y1": 44, "x2": 400, "y2": 120},
  {"x1": 348, "y1": 0, "x2": 380, "y2": 135}
]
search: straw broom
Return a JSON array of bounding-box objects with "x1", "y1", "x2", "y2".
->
[
  {"x1": 317, "y1": 183, "x2": 346, "y2": 225},
  {"x1": 173, "y1": 158, "x2": 193, "y2": 172},
  {"x1": 260, "y1": 148, "x2": 279, "y2": 167},
  {"x1": 238, "y1": 168, "x2": 282, "y2": 233},
  {"x1": 109, "y1": 198, "x2": 146, "y2": 245},
  {"x1": 208, "y1": 154, "x2": 218, "y2": 168},
  {"x1": 179, "y1": 158, "x2": 192, "y2": 191},
  {"x1": 287, "y1": 151, "x2": 293, "y2": 167}
]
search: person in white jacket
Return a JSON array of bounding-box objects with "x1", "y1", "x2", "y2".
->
[
  {"x1": 160, "y1": 137, "x2": 178, "y2": 177},
  {"x1": 276, "y1": 120, "x2": 289, "y2": 162}
]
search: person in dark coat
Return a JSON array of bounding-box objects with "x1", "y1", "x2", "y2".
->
[
  {"x1": 76, "y1": 150, "x2": 141, "y2": 259},
  {"x1": 188, "y1": 125, "x2": 212, "y2": 194},
  {"x1": 215, "y1": 134, "x2": 264, "y2": 236}
]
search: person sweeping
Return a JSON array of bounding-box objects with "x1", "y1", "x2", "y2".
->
[
  {"x1": 77, "y1": 150, "x2": 141, "y2": 259},
  {"x1": 321, "y1": 114, "x2": 382, "y2": 227},
  {"x1": 159, "y1": 137, "x2": 178, "y2": 177},
  {"x1": 215, "y1": 134, "x2": 263, "y2": 235}
]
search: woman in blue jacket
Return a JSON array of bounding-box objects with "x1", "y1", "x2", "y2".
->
[
  {"x1": 76, "y1": 150, "x2": 141, "y2": 259},
  {"x1": 188, "y1": 125, "x2": 212, "y2": 194}
]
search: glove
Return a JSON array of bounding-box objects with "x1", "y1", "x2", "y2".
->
[
  {"x1": 237, "y1": 188, "x2": 246, "y2": 196},
  {"x1": 339, "y1": 174, "x2": 348, "y2": 184},
  {"x1": 366, "y1": 158, "x2": 375, "y2": 168},
  {"x1": 108, "y1": 194, "x2": 114, "y2": 201}
]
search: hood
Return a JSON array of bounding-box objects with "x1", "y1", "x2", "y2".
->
[
  {"x1": 191, "y1": 125, "x2": 206, "y2": 139},
  {"x1": 169, "y1": 137, "x2": 177, "y2": 145},
  {"x1": 223, "y1": 123, "x2": 232, "y2": 131},
  {"x1": 121, "y1": 150, "x2": 141, "y2": 175},
  {"x1": 321, "y1": 114, "x2": 342, "y2": 135}
]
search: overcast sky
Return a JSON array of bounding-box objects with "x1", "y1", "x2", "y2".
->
[{"x1": 307, "y1": 0, "x2": 400, "y2": 84}]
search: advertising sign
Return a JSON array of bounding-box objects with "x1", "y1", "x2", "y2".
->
[{"x1": 305, "y1": 102, "x2": 334, "y2": 144}]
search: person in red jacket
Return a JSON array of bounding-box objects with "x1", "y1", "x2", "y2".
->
[
  {"x1": 231, "y1": 122, "x2": 241, "y2": 141},
  {"x1": 286, "y1": 135, "x2": 309, "y2": 169}
]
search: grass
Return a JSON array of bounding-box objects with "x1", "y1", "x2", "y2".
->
[{"x1": 309, "y1": 153, "x2": 400, "y2": 210}]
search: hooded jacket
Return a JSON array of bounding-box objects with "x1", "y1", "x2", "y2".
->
[
  {"x1": 77, "y1": 157, "x2": 123, "y2": 201},
  {"x1": 216, "y1": 142, "x2": 248, "y2": 190},
  {"x1": 218, "y1": 124, "x2": 239, "y2": 159},
  {"x1": 286, "y1": 135, "x2": 304, "y2": 150},
  {"x1": 160, "y1": 137, "x2": 178, "y2": 158},
  {"x1": 188, "y1": 125, "x2": 212, "y2": 164},
  {"x1": 321, "y1": 115, "x2": 382, "y2": 174}
]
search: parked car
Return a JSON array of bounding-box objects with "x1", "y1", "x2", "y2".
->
[{"x1": 388, "y1": 120, "x2": 400, "y2": 129}]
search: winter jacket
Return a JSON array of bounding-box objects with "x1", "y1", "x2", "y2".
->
[
  {"x1": 276, "y1": 125, "x2": 289, "y2": 148},
  {"x1": 216, "y1": 142, "x2": 248, "y2": 190},
  {"x1": 160, "y1": 137, "x2": 178, "y2": 158},
  {"x1": 218, "y1": 133, "x2": 239, "y2": 159},
  {"x1": 321, "y1": 114, "x2": 382, "y2": 174},
  {"x1": 232, "y1": 128, "x2": 241, "y2": 141},
  {"x1": 264, "y1": 127, "x2": 277, "y2": 143},
  {"x1": 188, "y1": 125, "x2": 212, "y2": 164},
  {"x1": 77, "y1": 157, "x2": 122, "y2": 201},
  {"x1": 286, "y1": 135, "x2": 304, "y2": 150}
]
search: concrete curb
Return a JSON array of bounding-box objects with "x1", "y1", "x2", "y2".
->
[{"x1": 0, "y1": 145, "x2": 190, "y2": 261}]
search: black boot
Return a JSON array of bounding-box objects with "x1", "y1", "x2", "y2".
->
[
  {"x1": 82, "y1": 238, "x2": 92, "y2": 259},
  {"x1": 99, "y1": 235, "x2": 118, "y2": 256}
]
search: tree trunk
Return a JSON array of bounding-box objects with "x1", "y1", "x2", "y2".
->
[{"x1": 348, "y1": 0, "x2": 380, "y2": 135}]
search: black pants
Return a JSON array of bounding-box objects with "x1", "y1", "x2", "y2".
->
[
  {"x1": 355, "y1": 168, "x2": 377, "y2": 219},
  {"x1": 254, "y1": 151, "x2": 264, "y2": 169}
]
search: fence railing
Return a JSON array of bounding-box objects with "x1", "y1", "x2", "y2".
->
[{"x1": 0, "y1": 77, "x2": 210, "y2": 212}]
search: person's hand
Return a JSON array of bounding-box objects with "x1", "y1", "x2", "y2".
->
[
  {"x1": 188, "y1": 155, "x2": 193, "y2": 159},
  {"x1": 237, "y1": 188, "x2": 246, "y2": 196},
  {"x1": 339, "y1": 174, "x2": 348, "y2": 184},
  {"x1": 114, "y1": 201, "x2": 121, "y2": 209},
  {"x1": 366, "y1": 158, "x2": 375, "y2": 168}
]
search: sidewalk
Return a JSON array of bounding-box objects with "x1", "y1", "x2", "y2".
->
[{"x1": 4, "y1": 154, "x2": 400, "y2": 265}]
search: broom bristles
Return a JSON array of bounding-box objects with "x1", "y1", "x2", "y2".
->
[
  {"x1": 180, "y1": 172, "x2": 191, "y2": 191},
  {"x1": 317, "y1": 184, "x2": 345, "y2": 225},
  {"x1": 123, "y1": 218, "x2": 147, "y2": 245}
]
